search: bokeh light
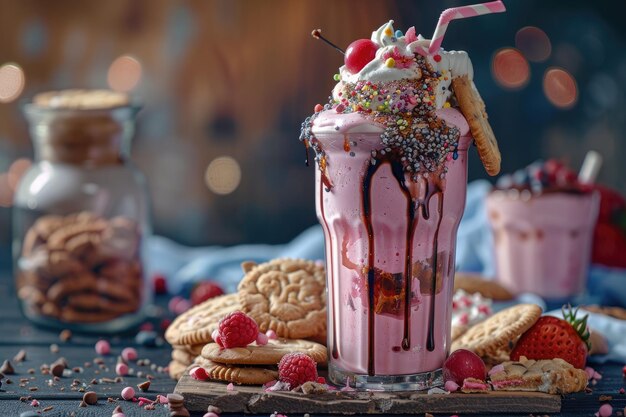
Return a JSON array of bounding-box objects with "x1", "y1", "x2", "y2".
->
[
  {"x1": 0, "y1": 63, "x2": 26, "y2": 103},
  {"x1": 8, "y1": 158, "x2": 32, "y2": 191},
  {"x1": 543, "y1": 68, "x2": 578, "y2": 109},
  {"x1": 205, "y1": 156, "x2": 241, "y2": 195},
  {"x1": 515, "y1": 26, "x2": 552, "y2": 62},
  {"x1": 491, "y1": 48, "x2": 530, "y2": 90},
  {"x1": 0, "y1": 174, "x2": 13, "y2": 207},
  {"x1": 107, "y1": 55, "x2": 142, "y2": 92}
]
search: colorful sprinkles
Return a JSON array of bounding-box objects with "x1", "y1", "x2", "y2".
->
[{"x1": 300, "y1": 55, "x2": 460, "y2": 180}]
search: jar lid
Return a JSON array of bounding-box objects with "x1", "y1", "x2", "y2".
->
[{"x1": 32, "y1": 89, "x2": 130, "y2": 110}]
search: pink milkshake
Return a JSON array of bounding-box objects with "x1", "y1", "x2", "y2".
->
[
  {"x1": 487, "y1": 160, "x2": 599, "y2": 299},
  {"x1": 301, "y1": 20, "x2": 498, "y2": 389}
]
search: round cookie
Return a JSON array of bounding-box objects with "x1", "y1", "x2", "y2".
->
[
  {"x1": 201, "y1": 338, "x2": 327, "y2": 366},
  {"x1": 194, "y1": 357, "x2": 278, "y2": 385},
  {"x1": 238, "y1": 258, "x2": 326, "y2": 339},
  {"x1": 165, "y1": 293, "x2": 240, "y2": 346},
  {"x1": 172, "y1": 348, "x2": 197, "y2": 366},
  {"x1": 168, "y1": 360, "x2": 188, "y2": 380},
  {"x1": 451, "y1": 303, "x2": 542, "y2": 359},
  {"x1": 452, "y1": 75, "x2": 501, "y2": 176},
  {"x1": 454, "y1": 273, "x2": 514, "y2": 301}
]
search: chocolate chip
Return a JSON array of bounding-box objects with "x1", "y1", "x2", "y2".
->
[
  {"x1": 51, "y1": 362, "x2": 65, "y2": 378},
  {"x1": 0, "y1": 360, "x2": 15, "y2": 375},
  {"x1": 13, "y1": 349, "x2": 27, "y2": 363},
  {"x1": 137, "y1": 380, "x2": 150, "y2": 392},
  {"x1": 83, "y1": 391, "x2": 98, "y2": 405}
]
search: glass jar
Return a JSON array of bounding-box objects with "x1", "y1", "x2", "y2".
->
[{"x1": 13, "y1": 90, "x2": 151, "y2": 333}]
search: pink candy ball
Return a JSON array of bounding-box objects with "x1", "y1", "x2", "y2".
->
[
  {"x1": 203, "y1": 413, "x2": 219, "y2": 417},
  {"x1": 121, "y1": 386, "x2": 135, "y2": 400},
  {"x1": 169, "y1": 296, "x2": 192, "y2": 315},
  {"x1": 266, "y1": 330, "x2": 278, "y2": 340},
  {"x1": 121, "y1": 347, "x2": 138, "y2": 362},
  {"x1": 599, "y1": 404, "x2": 613, "y2": 417},
  {"x1": 116, "y1": 362, "x2": 129, "y2": 376},
  {"x1": 95, "y1": 340, "x2": 110, "y2": 355},
  {"x1": 256, "y1": 332, "x2": 269, "y2": 346},
  {"x1": 444, "y1": 380, "x2": 460, "y2": 392}
]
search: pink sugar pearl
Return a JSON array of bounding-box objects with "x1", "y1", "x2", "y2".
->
[
  {"x1": 95, "y1": 340, "x2": 110, "y2": 355},
  {"x1": 116, "y1": 362, "x2": 129, "y2": 376},
  {"x1": 266, "y1": 330, "x2": 278, "y2": 340},
  {"x1": 121, "y1": 386, "x2": 135, "y2": 400},
  {"x1": 444, "y1": 380, "x2": 460, "y2": 392},
  {"x1": 121, "y1": 347, "x2": 138, "y2": 362},
  {"x1": 598, "y1": 403, "x2": 612, "y2": 417},
  {"x1": 256, "y1": 332, "x2": 269, "y2": 346},
  {"x1": 204, "y1": 413, "x2": 219, "y2": 417}
]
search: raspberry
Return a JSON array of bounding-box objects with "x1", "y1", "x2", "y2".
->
[
  {"x1": 278, "y1": 352, "x2": 318, "y2": 388},
  {"x1": 190, "y1": 281, "x2": 224, "y2": 306},
  {"x1": 217, "y1": 311, "x2": 258, "y2": 348}
]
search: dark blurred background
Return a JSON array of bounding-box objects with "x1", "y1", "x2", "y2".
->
[{"x1": 0, "y1": 0, "x2": 624, "y2": 255}]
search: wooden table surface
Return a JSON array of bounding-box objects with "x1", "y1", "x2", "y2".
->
[{"x1": 0, "y1": 271, "x2": 625, "y2": 417}]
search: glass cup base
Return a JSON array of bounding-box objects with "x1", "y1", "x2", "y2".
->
[
  {"x1": 329, "y1": 363, "x2": 443, "y2": 391},
  {"x1": 21, "y1": 306, "x2": 146, "y2": 334}
]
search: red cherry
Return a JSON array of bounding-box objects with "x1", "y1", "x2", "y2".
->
[
  {"x1": 442, "y1": 349, "x2": 487, "y2": 385},
  {"x1": 191, "y1": 281, "x2": 225, "y2": 305},
  {"x1": 344, "y1": 39, "x2": 378, "y2": 74}
]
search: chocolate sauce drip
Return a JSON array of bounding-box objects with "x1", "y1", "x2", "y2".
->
[
  {"x1": 362, "y1": 161, "x2": 379, "y2": 376},
  {"x1": 303, "y1": 140, "x2": 310, "y2": 167},
  {"x1": 387, "y1": 161, "x2": 416, "y2": 352},
  {"x1": 426, "y1": 190, "x2": 444, "y2": 352},
  {"x1": 318, "y1": 178, "x2": 339, "y2": 360}
]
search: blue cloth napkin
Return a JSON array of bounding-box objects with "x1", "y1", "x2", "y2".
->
[{"x1": 146, "y1": 180, "x2": 626, "y2": 361}]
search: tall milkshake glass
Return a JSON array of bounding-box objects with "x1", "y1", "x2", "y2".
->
[
  {"x1": 299, "y1": 18, "x2": 502, "y2": 389},
  {"x1": 314, "y1": 125, "x2": 472, "y2": 389}
]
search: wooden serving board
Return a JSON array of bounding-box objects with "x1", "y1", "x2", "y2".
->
[{"x1": 175, "y1": 375, "x2": 561, "y2": 415}]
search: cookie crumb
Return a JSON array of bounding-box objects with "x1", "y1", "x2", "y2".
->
[
  {"x1": 137, "y1": 380, "x2": 150, "y2": 392},
  {"x1": 59, "y1": 329, "x2": 72, "y2": 342}
]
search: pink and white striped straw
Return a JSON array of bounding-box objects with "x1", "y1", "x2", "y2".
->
[{"x1": 428, "y1": 1, "x2": 506, "y2": 54}]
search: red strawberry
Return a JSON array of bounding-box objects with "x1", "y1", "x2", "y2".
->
[
  {"x1": 594, "y1": 185, "x2": 626, "y2": 224},
  {"x1": 510, "y1": 305, "x2": 590, "y2": 369},
  {"x1": 592, "y1": 223, "x2": 626, "y2": 269}
]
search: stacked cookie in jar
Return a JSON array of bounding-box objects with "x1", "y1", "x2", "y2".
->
[{"x1": 13, "y1": 90, "x2": 150, "y2": 332}]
